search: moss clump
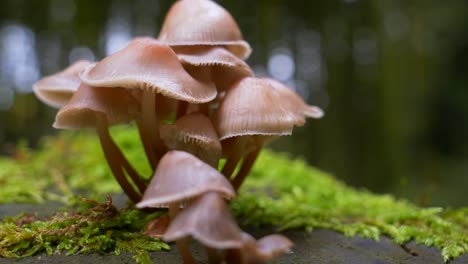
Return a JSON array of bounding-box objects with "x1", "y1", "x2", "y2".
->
[
  {"x1": 0, "y1": 195, "x2": 169, "y2": 263},
  {"x1": 0, "y1": 126, "x2": 467, "y2": 262}
]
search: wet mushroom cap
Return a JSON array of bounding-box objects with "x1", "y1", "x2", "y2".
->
[
  {"x1": 160, "y1": 112, "x2": 222, "y2": 167},
  {"x1": 158, "y1": 0, "x2": 251, "y2": 59},
  {"x1": 176, "y1": 46, "x2": 253, "y2": 92},
  {"x1": 212, "y1": 77, "x2": 308, "y2": 140},
  {"x1": 80, "y1": 37, "x2": 216, "y2": 104},
  {"x1": 266, "y1": 78, "x2": 324, "y2": 119},
  {"x1": 254, "y1": 234, "x2": 293, "y2": 260},
  {"x1": 163, "y1": 192, "x2": 244, "y2": 249},
  {"x1": 33, "y1": 60, "x2": 93, "y2": 108},
  {"x1": 53, "y1": 84, "x2": 138, "y2": 129},
  {"x1": 136, "y1": 150, "x2": 235, "y2": 208}
]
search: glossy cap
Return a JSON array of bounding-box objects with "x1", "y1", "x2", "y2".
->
[
  {"x1": 242, "y1": 233, "x2": 293, "y2": 263},
  {"x1": 53, "y1": 84, "x2": 138, "y2": 129},
  {"x1": 80, "y1": 37, "x2": 216, "y2": 103},
  {"x1": 160, "y1": 112, "x2": 222, "y2": 167},
  {"x1": 136, "y1": 150, "x2": 235, "y2": 208},
  {"x1": 33, "y1": 60, "x2": 92, "y2": 108},
  {"x1": 158, "y1": 0, "x2": 251, "y2": 59},
  {"x1": 163, "y1": 192, "x2": 244, "y2": 249}
]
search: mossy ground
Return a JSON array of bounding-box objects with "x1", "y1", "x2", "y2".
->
[{"x1": 0, "y1": 126, "x2": 467, "y2": 263}]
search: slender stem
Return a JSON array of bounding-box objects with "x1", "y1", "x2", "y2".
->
[
  {"x1": 95, "y1": 114, "x2": 141, "y2": 203},
  {"x1": 206, "y1": 247, "x2": 222, "y2": 264},
  {"x1": 118, "y1": 149, "x2": 146, "y2": 193},
  {"x1": 136, "y1": 114, "x2": 156, "y2": 170},
  {"x1": 221, "y1": 138, "x2": 244, "y2": 179},
  {"x1": 224, "y1": 249, "x2": 244, "y2": 264},
  {"x1": 176, "y1": 100, "x2": 188, "y2": 120},
  {"x1": 232, "y1": 145, "x2": 262, "y2": 191},
  {"x1": 177, "y1": 238, "x2": 196, "y2": 264},
  {"x1": 168, "y1": 203, "x2": 181, "y2": 221},
  {"x1": 142, "y1": 91, "x2": 158, "y2": 149},
  {"x1": 169, "y1": 203, "x2": 196, "y2": 264}
]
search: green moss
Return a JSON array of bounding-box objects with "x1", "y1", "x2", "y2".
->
[{"x1": 0, "y1": 126, "x2": 467, "y2": 262}]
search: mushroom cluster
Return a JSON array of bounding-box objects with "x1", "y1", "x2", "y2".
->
[{"x1": 32, "y1": 0, "x2": 323, "y2": 263}]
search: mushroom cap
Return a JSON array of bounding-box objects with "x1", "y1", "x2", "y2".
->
[
  {"x1": 33, "y1": 60, "x2": 92, "y2": 108},
  {"x1": 266, "y1": 78, "x2": 324, "y2": 119},
  {"x1": 160, "y1": 112, "x2": 222, "y2": 167},
  {"x1": 53, "y1": 84, "x2": 138, "y2": 129},
  {"x1": 136, "y1": 150, "x2": 235, "y2": 208},
  {"x1": 80, "y1": 37, "x2": 216, "y2": 104},
  {"x1": 163, "y1": 192, "x2": 244, "y2": 249},
  {"x1": 252, "y1": 234, "x2": 293, "y2": 261},
  {"x1": 212, "y1": 77, "x2": 308, "y2": 140},
  {"x1": 176, "y1": 46, "x2": 253, "y2": 91},
  {"x1": 158, "y1": 0, "x2": 251, "y2": 59}
]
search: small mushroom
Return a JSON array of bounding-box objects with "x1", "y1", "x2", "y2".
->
[
  {"x1": 33, "y1": 60, "x2": 92, "y2": 108},
  {"x1": 212, "y1": 77, "x2": 324, "y2": 189},
  {"x1": 176, "y1": 46, "x2": 253, "y2": 93},
  {"x1": 80, "y1": 37, "x2": 216, "y2": 168},
  {"x1": 158, "y1": 0, "x2": 252, "y2": 59},
  {"x1": 163, "y1": 192, "x2": 244, "y2": 264},
  {"x1": 137, "y1": 151, "x2": 235, "y2": 264},
  {"x1": 54, "y1": 84, "x2": 144, "y2": 202},
  {"x1": 240, "y1": 233, "x2": 293, "y2": 264},
  {"x1": 160, "y1": 112, "x2": 222, "y2": 167}
]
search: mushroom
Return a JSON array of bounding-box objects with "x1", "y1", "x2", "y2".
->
[
  {"x1": 80, "y1": 37, "x2": 216, "y2": 168},
  {"x1": 158, "y1": 0, "x2": 252, "y2": 60},
  {"x1": 54, "y1": 84, "x2": 144, "y2": 203},
  {"x1": 137, "y1": 151, "x2": 235, "y2": 264},
  {"x1": 33, "y1": 60, "x2": 92, "y2": 108},
  {"x1": 238, "y1": 233, "x2": 293, "y2": 264},
  {"x1": 212, "y1": 77, "x2": 324, "y2": 190},
  {"x1": 163, "y1": 192, "x2": 244, "y2": 264},
  {"x1": 160, "y1": 112, "x2": 222, "y2": 167},
  {"x1": 176, "y1": 46, "x2": 253, "y2": 93}
]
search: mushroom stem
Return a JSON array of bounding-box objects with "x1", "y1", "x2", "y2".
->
[
  {"x1": 224, "y1": 248, "x2": 244, "y2": 264},
  {"x1": 176, "y1": 100, "x2": 188, "y2": 119},
  {"x1": 232, "y1": 145, "x2": 262, "y2": 191},
  {"x1": 142, "y1": 92, "x2": 166, "y2": 164},
  {"x1": 119, "y1": 150, "x2": 147, "y2": 193},
  {"x1": 169, "y1": 203, "x2": 196, "y2": 264},
  {"x1": 95, "y1": 114, "x2": 141, "y2": 203},
  {"x1": 206, "y1": 246, "x2": 222, "y2": 264},
  {"x1": 136, "y1": 114, "x2": 156, "y2": 170},
  {"x1": 221, "y1": 138, "x2": 245, "y2": 179}
]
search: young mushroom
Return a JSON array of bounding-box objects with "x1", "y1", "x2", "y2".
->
[
  {"x1": 136, "y1": 150, "x2": 235, "y2": 264},
  {"x1": 160, "y1": 112, "x2": 222, "y2": 168},
  {"x1": 176, "y1": 46, "x2": 254, "y2": 94},
  {"x1": 158, "y1": 0, "x2": 252, "y2": 59},
  {"x1": 235, "y1": 233, "x2": 293, "y2": 264},
  {"x1": 212, "y1": 77, "x2": 324, "y2": 190},
  {"x1": 163, "y1": 192, "x2": 244, "y2": 264},
  {"x1": 80, "y1": 37, "x2": 216, "y2": 169},
  {"x1": 33, "y1": 60, "x2": 92, "y2": 108},
  {"x1": 53, "y1": 84, "x2": 144, "y2": 203}
]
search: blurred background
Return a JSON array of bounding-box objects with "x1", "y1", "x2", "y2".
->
[{"x1": 0, "y1": 0, "x2": 467, "y2": 207}]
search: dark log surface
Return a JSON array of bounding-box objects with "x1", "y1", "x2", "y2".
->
[{"x1": 1, "y1": 197, "x2": 467, "y2": 264}]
